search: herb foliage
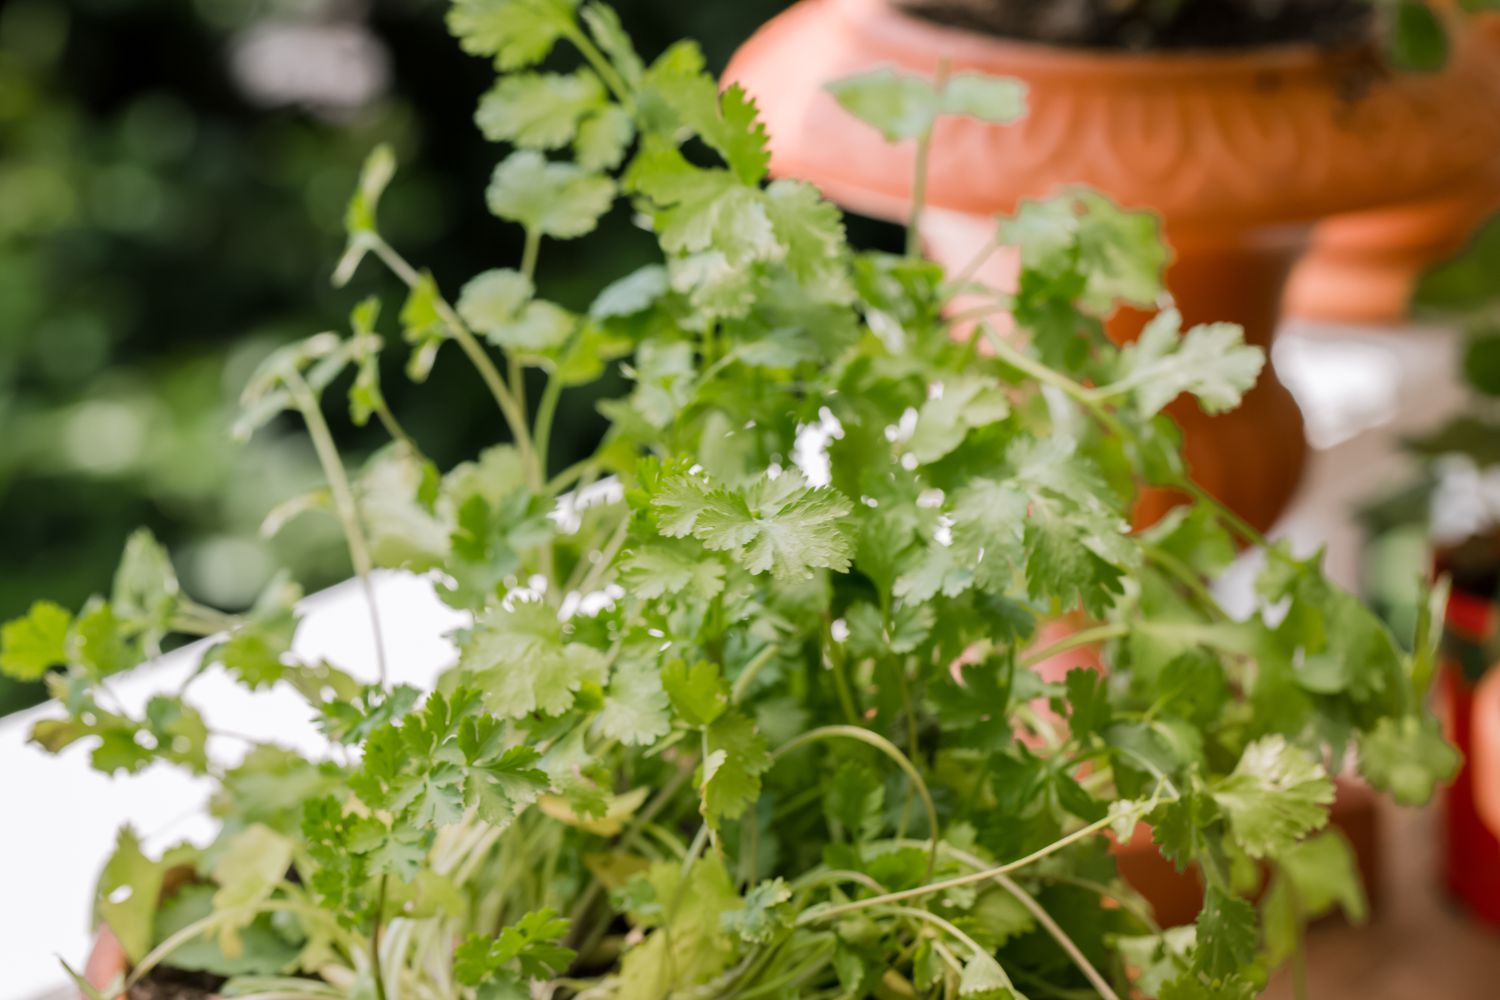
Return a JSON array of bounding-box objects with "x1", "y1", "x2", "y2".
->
[{"x1": 10, "y1": 3, "x2": 1456, "y2": 998}]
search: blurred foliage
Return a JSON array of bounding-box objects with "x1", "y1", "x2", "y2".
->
[
  {"x1": 0, "y1": 0, "x2": 793, "y2": 714},
  {"x1": 1358, "y1": 211, "x2": 1500, "y2": 633}
]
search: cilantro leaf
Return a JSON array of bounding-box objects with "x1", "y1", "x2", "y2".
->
[
  {"x1": 334, "y1": 144, "x2": 395, "y2": 285},
  {"x1": 95, "y1": 827, "x2": 165, "y2": 963},
  {"x1": 1357, "y1": 714, "x2": 1459, "y2": 806},
  {"x1": 1105, "y1": 309, "x2": 1265, "y2": 417},
  {"x1": 827, "y1": 66, "x2": 1025, "y2": 143},
  {"x1": 654, "y1": 470, "x2": 854, "y2": 580},
  {"x1": 662, "y1": 659, "x2": 729, "y2": 728},
  {"x1": 459, "y1": 599, "x2": 608, "y2": 718},
  {"x1": 486, "y1": 150, "x2": 616, "y2": 239},
  {"x1": 700, "y1": 709, "x2": 770, "y2": 824},
  {"x1": 1193, "y1": 888, "x2": 1257, "y2": 979},
  {"x1": 0, "y1": 600, "x2": 72, "y2": 680},
  {"x1": 599, "y1": 656, "x2": 672, "y2": 746},
  {"x1": 457, "y1": 268, "x2": 576, "y2": 353},
  {"x1": 1210, "y1": 736, "x2": 1334, "y2": 858},
  {"x1": 476, "y1": 70, "x2": 607, "y2": 149},
  {"x1": 447, "y1": 0, "x2": 578, "y2": 70},
  {"x1": 455, "y1": 908, "x2": 575, "y2": 990},
  {"x1": 721, "y1": 878, "x2": 792, "y2": 944}
]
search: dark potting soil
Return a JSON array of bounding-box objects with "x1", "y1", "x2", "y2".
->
[
  {"x1": 126, "y1": 967, "x2": 225, "y2": 1000},
  {"x1": 895, "y1": 0, "x2": 1374, "y2": 51}
]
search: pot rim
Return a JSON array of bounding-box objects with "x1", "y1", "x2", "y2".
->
[
  {"x1": 1473, "y1": 667, "x2": 1500, "y2": 838},
  {"x1": 836, "y1": 0, "x2": 1382, "y2": 79}
]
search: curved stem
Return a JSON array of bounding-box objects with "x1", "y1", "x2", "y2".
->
[
  {"x1": 773, "y1": 725, "x2": 940, "y2": 880},
  {"x1": 798, "y1": 799, "x2": 1158, "y2": 924},
  {"x1": 285, "y1": 369, "x2": 388, "y2": 686},
  {"x1": 369, "y1": 238, "x2": 540, "y2": 489},
  {"x1": 1020, "y1": 624, "x2": 1128, "y2": 669},
  {"x1": 987, "y1": 873, "x2": 1120, "y2": 1000},
  {"x1": 533, "y1": 373, "x2": 564, "y2": 478},
  {"x1": 731, "y1": 644, "x2": 781, "y2": 703}
]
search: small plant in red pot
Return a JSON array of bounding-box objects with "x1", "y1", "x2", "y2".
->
[{"x1": 0, "y1": 3, "x2": 1458, "y2": 999}]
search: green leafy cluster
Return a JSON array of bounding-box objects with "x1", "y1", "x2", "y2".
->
[{"x1": 11, "y1": 2, "x2": 1457, "y2": 999}]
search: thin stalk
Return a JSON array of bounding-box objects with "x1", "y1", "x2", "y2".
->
[
  {"x1": 903, "y1": 61, "x2": 949, "y2": 258},
  {"x1": 988, "y1": 873, "x2": 1119, "y2": 1000},
  {"x1": 532, "y1": 373, "x2": 564, "y2": 476},
  {"x1": 571, "y1": 511, "x2": 630, "y2": 595},
  {"x1": 731, "y1": 643, "x2": 782, "y2": 703},
  {"x1": 1286, "y1": 876, "x2": 1311, "y2": 1000},
  {"x1": 369, "y1": 238, "x2": 540, "y2": 489},
  {"x1": 545, "y1": 454, "x2": 599, "y2": 497},
  {"x1": 888, "y1": 840, "x2": 1125, "y2": 998},
  {"x1": 371, "y1": 875, "x2": 389, "y2": 1000},
  {"x1": 823, "y1": 618, "x2": 861, "y2": 725},
  {"x1": 1145, "y1": 546, "x2": 1230, "y2": 622},
  {"x1": 883, "y1": 906, "x2": 996, "y2": 970},
  {"x1": 945, "y1": 233, "x2": 1004, "y2": 292},
  {"x1": 905, "y1": 133, "x2": 933, "y2": 258},
  {"x1": 373, "y1": 401, "x2": 422, "y2": 459},
  {"x1": 520, "y1": 226, "x2": 542, "y2": 282},
  {"x1": 773, "y1": 725, "x2": 939, "y2": 880},
  {"x1": 982, "y1": 326, "x2": 1131, "y2": 442},
  {"x1": 1020, "y1": 624, "x2": 1128, "y2": 669},
  {"x1": 799, "y1": 800, "x2": 1157, "y2": 924},
  {"x1": 562, "y1": 23, "x2": 634, "y2": 108},
  {"x1": 285, "y1": 370, "x2": 388, "y2": 685},
  {"x1": 1178, "y1": 476, "x2": 1271, "y2": 551}
]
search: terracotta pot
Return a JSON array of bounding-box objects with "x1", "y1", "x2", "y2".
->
[
  {"x1": 727, "y1": 0, "x2": 1500, "y2": 531},
  {"x1": 1474, "y1": 667, "x2": 1500, "y2": 841},
  {"x1": 1285, "y1": 15, "x2": 1500, "y2": 325},
  {"x1": 82, "y1": 927, "x2": 126, "y2": 999}
]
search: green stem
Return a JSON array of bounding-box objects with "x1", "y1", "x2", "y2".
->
[
  {"x1": 532, "y1": 373, "x2": 564, "y2": 475},
  {"x1": 371, "y1": 875, "x2": 389, "y2": 1000},
  {"x1": 520, "y1": 225, "x2": 542, "y2": 282},
  {"x1": 373, "y1": 403, "x2": 422, "y2": 459},
  {"x1": 562, "y1": 22, "x2": 634, "y2": 108},
  {"x1": 1145, "y1": 546, "x2": 1231, "y2": 622},
  {"x1": 904, "y1": 62, "x2": 949, "y2": 258},
  {"x1": 731, "y1": 643, "x2": 781, "y2": 703},
  {"x1": 988, "y1": 874, "x2": 1119, "y2": 1000},
  {"x1": 823, "y1": 618, "x2": 861, "y2": 725},
  {"x1": 982, "y1": 325, "x2": 1131, "y2": 442},
  {"x1": 571, "y1": 511, "x2": 630, "y2": 595},
  {"x1": 1020, "y1": 624, "x2": 1128, "y2": 669},
  {"x1": 1179, "y1": 476, "x2": 1271, "y2": 550},
  {"x1": 369, "y1": 238, "x2": 540, "y2": 489},
  {"x1": 798, "y1": 799, "x2": 1158, "y2": 924},
  {"x1": 285, "y1": 369, "x2": 388, "y2": 686},
  {"x1": 544, "y1": 454, "x2": 599, "y2": 497},
  {"x1": 906, "y1": 127, "x2": 933, "y2": 259},
  {"x1": 773, "y1": 725, "x2": 940, "y2": 880}
]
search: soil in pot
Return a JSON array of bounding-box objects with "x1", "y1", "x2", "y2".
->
[
  {"x1": 895, "y1": 0, "x2": 1373, "y2": 49},
  {"x1": 126, "y1": 968, "x2": 224, "y2": 1000}
]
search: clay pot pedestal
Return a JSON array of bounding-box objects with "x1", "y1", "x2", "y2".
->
[{"x1": 727, "y1": 0, "x2": 1500, "y2": 530}]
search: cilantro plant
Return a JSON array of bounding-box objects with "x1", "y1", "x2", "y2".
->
[{"x1": 7, "y1": 2, "x2": 1458, "y2": 999}]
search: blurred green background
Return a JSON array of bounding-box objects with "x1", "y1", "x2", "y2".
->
[{"x1": 0, "y1": 0, "x2": 795, "y2": 714}]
